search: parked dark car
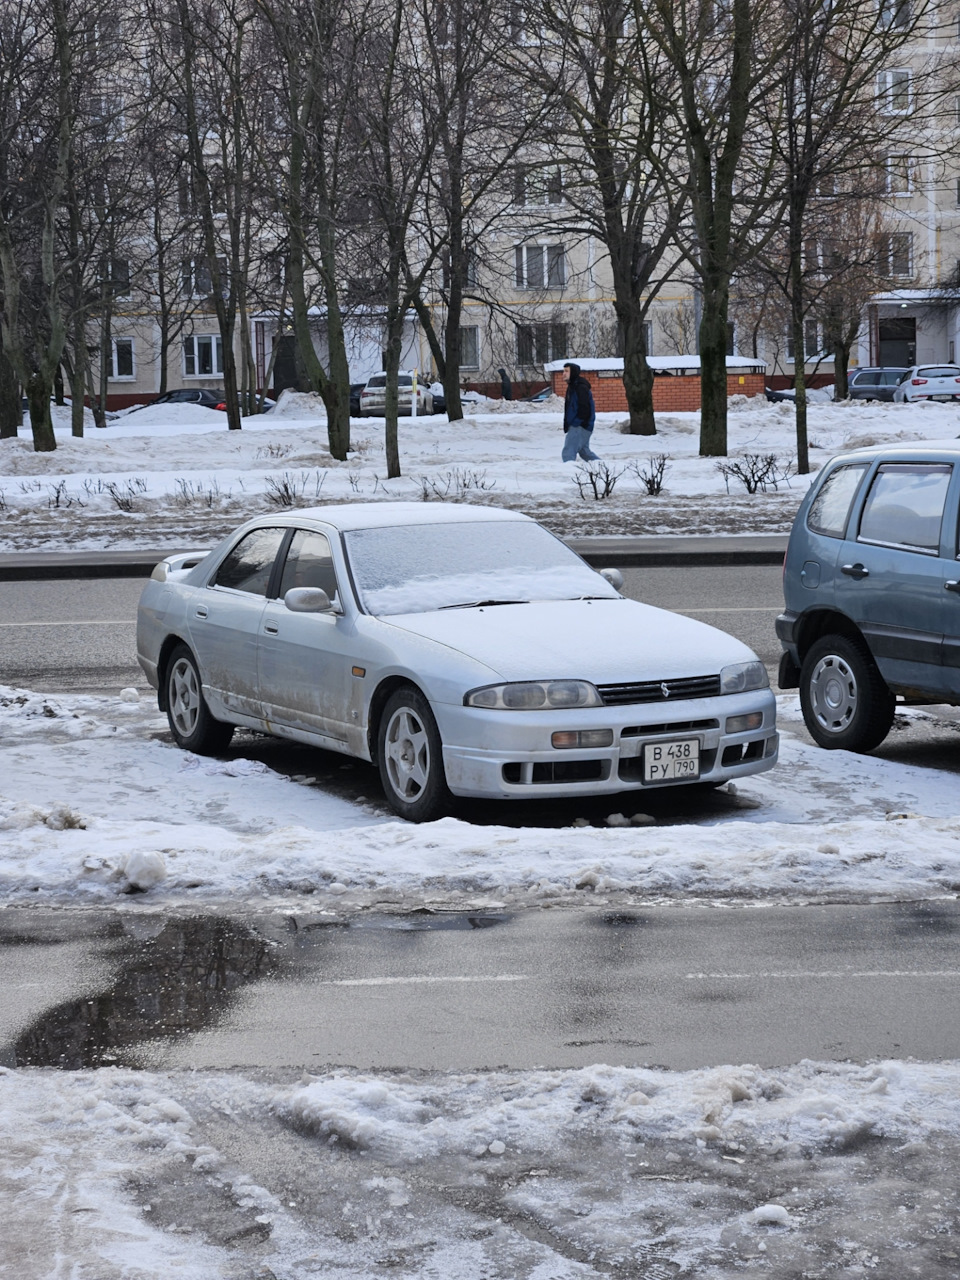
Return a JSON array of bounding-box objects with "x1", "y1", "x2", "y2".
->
[
  {"x1": 847, "y1": 367, "x2": 909, "y2": 401},
  {"x1": 778, "y1": 441, "x2": 960, "y2": 752},
  {"x1": 349, "y1": 383, "x2": 366, "y2": 417},
  {"x1": 129, "y1": 389, "x2": 227, "y2": 411}
]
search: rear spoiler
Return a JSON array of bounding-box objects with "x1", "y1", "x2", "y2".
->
[{"x1": 150, "y1": 550, "x2": 212, "y2": 582}]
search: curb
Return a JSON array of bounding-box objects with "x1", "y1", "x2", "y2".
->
[{"x1": 0, "y1": 535, "x2": 788, "y2": 582}]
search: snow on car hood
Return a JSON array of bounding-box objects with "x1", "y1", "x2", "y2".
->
[{"x1": 382, "y1": 597, "x2": 757, "y2": 684}]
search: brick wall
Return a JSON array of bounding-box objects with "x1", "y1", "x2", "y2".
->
[{"x1": 548, "y1": 370, "x2": 766, "y2": 411}]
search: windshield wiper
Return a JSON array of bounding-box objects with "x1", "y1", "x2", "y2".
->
[{"x1": 439, "y1": 599, "x2": 529, "y2": 610}]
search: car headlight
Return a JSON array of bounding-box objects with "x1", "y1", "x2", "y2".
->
[
  {"x1": 720, "y1": 661, "x2": 769, "y2": 694},
  {"x1": 465, "y1": 680, "x2": 603, "y2": 710}
]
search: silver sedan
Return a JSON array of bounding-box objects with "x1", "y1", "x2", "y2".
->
[{"x1": 137, "y1": 503, "x2": 778, "y2": 821}]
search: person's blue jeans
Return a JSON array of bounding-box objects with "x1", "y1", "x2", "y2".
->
[{"x1": 562, "y1": 426, "x2": 600, "y2": 462}]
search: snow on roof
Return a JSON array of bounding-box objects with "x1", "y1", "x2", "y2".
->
[
  {"x1": 281, "y1": 502, "x2": 533, "y2": 532},
  {"x1": 543, "y1": 356, "x2": 767, "y2": 373}
]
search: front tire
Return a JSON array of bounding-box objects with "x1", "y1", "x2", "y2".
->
[
  {"x1": 165, "y1": 644, "x2": 235, "y2": 754},
  {"x1": 377, "y1": 686, "x2": 450, "y2": 822},
  {"x1": 799, "y1": 634, "x2": 894, "y2": 752}
]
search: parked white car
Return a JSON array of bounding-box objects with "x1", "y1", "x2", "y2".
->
[
  {"x1": 359, "y1": 371, "x2": 433, "y2": 416},
  {"x1": 137, "y1": 504, "x2": 778, "y2": 821},
  {"x1": 891, "y1": 364, "x2": 960, "y2": 402}
]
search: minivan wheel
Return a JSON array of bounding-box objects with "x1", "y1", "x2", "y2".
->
[
  {"x1": 165, "y1": 644, "x2": 235, "y2": 754},
  {"x1": 799, "y1": 634, "x2": 895, "y2": 752},
  {"x1": 377, "y1": 686, "x2": 450, "y2": 822}
]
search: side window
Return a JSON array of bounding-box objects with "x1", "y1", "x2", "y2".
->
[
  {"x1": 858, "y1": 463, "x2": 952, "y2": 553},
  {"x1": 807, "y1": 464, "x2": 869, "y2": 537},
  {"x1": 279, "y1": 529, "x2": 340, "y2": 602},
  {"x1": 211, "y1": 527, "x2": 286, "y2": 595}
]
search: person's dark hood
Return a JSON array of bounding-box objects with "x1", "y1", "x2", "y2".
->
[{"x1": 565, "y1": 363, "x2": 581, "y2": 387}]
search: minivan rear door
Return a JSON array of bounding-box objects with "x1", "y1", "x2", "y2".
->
[{"x1": 838, "y1": 461, "x2": 954, "y2": 692}]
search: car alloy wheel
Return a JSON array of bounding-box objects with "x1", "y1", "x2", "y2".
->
[
  {"x1": 164, "y1": 644, "x2": 235, "y2": 754},
  {"x1": 799, "y1": 634, "x2": 894, "y2": 752},
  {"x1": 170, "y1": 654, "x2": 202, "y2": 738},
  {"x1": 377, "y1": 686, "x2": 450, "y2": 822}
]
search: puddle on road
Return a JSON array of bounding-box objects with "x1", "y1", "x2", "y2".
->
[
  {"x1": 5, "y1": 910, "x2": 510, "y2": 1070},
  {"x1": 9, "y1": 915, "x2": 274, "y2": 1070}
]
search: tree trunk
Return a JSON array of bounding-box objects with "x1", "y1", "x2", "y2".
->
[
  {"x1": 383, "y1": 318, "x2": 404, "y2": 479},
  {"x1": 833, "y1": 338, "x2": 851, "y2": 400},
  {"x1": 0, "y1": 347, "x2": 20, "y2": 438},
  {"x1": 26, "y1": 370, "x2": 56, "y2": 452},
  {"x1": 619, "y1": 309, "x2": 656, "y2": 435},
  {"x1": 697, "y1": 278, "x2": 730, "y2": 457}
]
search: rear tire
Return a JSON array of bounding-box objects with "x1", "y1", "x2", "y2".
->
[
  {"x1": 799, "y1": 634, "x2": 894, "y2": 752},
  {"x1": 165, "y1": 644, "x2": 235, "y2": 754},
  {"x1": 377, "y1": 686, "x2": 450, "y2": 822}
]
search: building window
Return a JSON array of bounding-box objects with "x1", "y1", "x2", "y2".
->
[
  {"x1": 514, "y1": 244, "x2": 566, "y2": 290},
  {"x1": 516, "y1": 322, "x2": 568, "y2": 365},
  {"x1": 878, "y1": 0, "x2": 911, "y2": 27},
  {"x1": 886, "y1": 154, "x2": 913, "y2": 194},
  {"x1": 881, "y1": 232, "x2": 913, "y2": 277},
  {"x1": 513, "y1": 165, "x2": 562, "y2": 206},
  {"x1": 786, "y1": 320, "x2": 821, "y2": 361},
  {"x1": 955, "y1": 178, "x2": 960, "y2": 207},
  {"x1": 90, "y1": 93, "x2": 124, "y2": 141},
  {"x1": 181, "y1": 257, "x2": 227, "y2": 297},
  {"x1": 183, "y1": 334, "x2": 224, "y2": 377},
  {"x1": 441, "y1": 250, "x2": 478, "y2": 292},
  {"x1": 459, "y1": 325, "x2": 480, "y2": 369},
  {"x1": 877, "y1": 69, "x2": 911, "y2": 114},
  {"x1": 109, "y1": 337, "x2": 135, "y2": 380},
  {"x1": 105, "y1": 257, "x2": 130, "y2": 297}
]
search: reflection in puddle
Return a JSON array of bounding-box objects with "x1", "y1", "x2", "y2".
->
[{"x1": 12, "y1": 916, "x2": 273, "y2": 1070}]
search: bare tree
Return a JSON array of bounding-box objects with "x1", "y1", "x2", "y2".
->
[
  {"x1": 518, "y1": 0, "x2": 687, "y2": 435},
  {"x1": 761, "y1": 0, "x2": 934, "y2": 472},
  {"x1": 635, "y1": 0, "x2": 791, "y2": 456},
  {"x1": 354, "y1": 0, "x2": 442, "y2": 477},
  {"x1": 0, "y1": 0, "x2": 79, "y2": 452}
]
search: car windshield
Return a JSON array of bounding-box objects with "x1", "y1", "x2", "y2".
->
[{"x1": 344, "y1": 521, "x2": 618, "y2": 615}]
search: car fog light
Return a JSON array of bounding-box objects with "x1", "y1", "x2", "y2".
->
[
  {"x1": 764, "y1": 733, "x2": 779, "y2": 757},
  {"x1": 725, "y1": 712, "x2": 764, "y2": 734},
  {"x1": 552, "y1": 729, "x2": 614, "y2": 749}
]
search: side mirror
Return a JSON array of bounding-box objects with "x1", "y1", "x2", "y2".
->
[
  {"x1": 598, "y1": 567, "x2": 623, "y2": 590},
  {"x1": 284, "y1": 586, "x2": 333, "y2": 613}
]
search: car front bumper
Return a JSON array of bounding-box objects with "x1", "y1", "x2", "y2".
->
[{"x1": 432, "y1": 689, "x2": 778, "y2": 799}]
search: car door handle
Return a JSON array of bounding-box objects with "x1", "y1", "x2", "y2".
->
[
  {"x1": 840, "y1": 563, "x2": 869, "y2": 580},
  {"x1": 195, "y1": 605, "x2": 208, "y2": 618},
  {"x1": 264, "y1": 622, "x2": 279, "y2": 634},
  {"x1": 946, "y1": 580, "x2": 960, "y2": 593}
]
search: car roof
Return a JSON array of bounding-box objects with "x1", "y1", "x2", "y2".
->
[
  {"x1": 257, "y1": 502, "x2": 535, "y2": 533},
  {"x1": 829, "y1": 438, "x2": 960, "y2": 462}
]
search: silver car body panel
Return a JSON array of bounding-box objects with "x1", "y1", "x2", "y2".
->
[{"x1": 137, "y1": 503, "x2": 778, "y2": 797}]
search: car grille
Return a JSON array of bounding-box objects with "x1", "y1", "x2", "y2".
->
[{"x1": 597, "y1": 675, "x2": 722, "y2": 706}]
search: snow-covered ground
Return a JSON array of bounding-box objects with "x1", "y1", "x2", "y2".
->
[
  {"x1": 5, "y1": 1053, "x2": 960, "y2": 1278},
  {"x1": 4, "y1": 398, "x2": 960, "y2": 1277},
  {"x1": 1, "y1": 683, "x2": 959, "y2": 907},
  {"x1": 1, "y1": 390, "x2": 959, "y2": 551}
]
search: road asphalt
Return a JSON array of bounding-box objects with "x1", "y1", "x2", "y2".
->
[{"x1": 0, "y1": 533, "x2": 789, "y2": 581}]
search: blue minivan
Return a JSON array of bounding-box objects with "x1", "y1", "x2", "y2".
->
[{"x1": 778, "y1": 441, "x2": 960, "y2": 751}]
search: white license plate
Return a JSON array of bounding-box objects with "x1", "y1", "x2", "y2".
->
[
  {"x1": 933, "y1": 394, "x2": 955, "y2": 401},
  {"x1": 642, "y1": 738, "x2": 700, "y2": 782}
]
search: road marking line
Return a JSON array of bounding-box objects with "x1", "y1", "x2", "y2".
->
[
  {"x1": 318, "y1": 974, "x2": 529, "y2": 987},
  {"x1": 686, "y1": 970, "x2": 960, "y2": 980},
  {"x1": 0, "y1": 620, "x2": 136, "y2": 627}
]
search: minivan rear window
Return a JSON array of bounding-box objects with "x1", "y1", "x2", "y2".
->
[
  {"x1": 807, "y1": 464, "x2": 868, "y2": 538},
  {"x1": 858, "y1": 463, "x2": 952, "y2": 553}
]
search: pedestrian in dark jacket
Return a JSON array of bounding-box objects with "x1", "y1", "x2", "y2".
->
[{"x1": 561, "y1": 362, "x2": 599, "y2": 462}]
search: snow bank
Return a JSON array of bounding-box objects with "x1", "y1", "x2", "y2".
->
[
  {"x1": 4, "y1": 394, "x2": 960, "y2": 552},
  {"x1": 1, "y1": 684, "x2": 958, "y2": 908},
  {"x1": 5, "y1": 1055, "x2": 960, "y2": 1278}
]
